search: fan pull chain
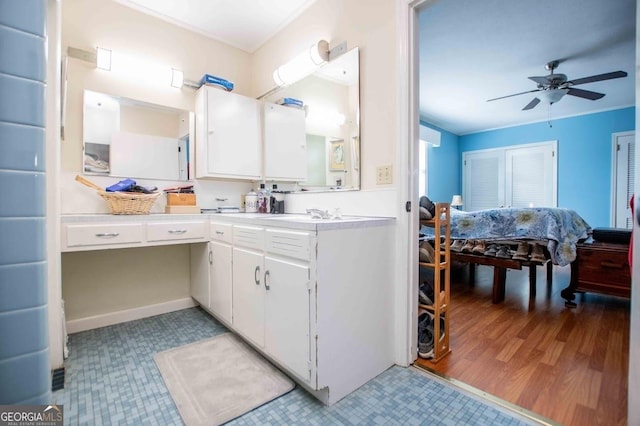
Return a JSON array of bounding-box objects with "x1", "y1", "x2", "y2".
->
[{"x1": 548, "y1": 103, "x2": 553, "y2": 128}]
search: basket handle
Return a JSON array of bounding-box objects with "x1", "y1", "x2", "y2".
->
[{"x1": 75, "y1": 174, "x2": 103, "y2": 191}]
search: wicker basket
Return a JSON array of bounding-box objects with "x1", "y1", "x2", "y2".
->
[
  {"x1": 76, "y1": 175, "x2": 161, "y2": 215},
  {"x1": 98, "y1": 191, "x2": 161, "y2": 215}
]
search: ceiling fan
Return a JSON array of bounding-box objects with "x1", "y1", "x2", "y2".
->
[{"x1": 487, "y1": 60, "x2": 628, "y2": 110}]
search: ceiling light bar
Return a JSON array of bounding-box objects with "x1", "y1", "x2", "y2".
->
[{"x1": 273, "y1": 40, "x2": 329, "y2": 87}]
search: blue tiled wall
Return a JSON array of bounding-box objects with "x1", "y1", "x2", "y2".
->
[{"x1": 0, "y1": 0, "x2": 50, "y2": 404}]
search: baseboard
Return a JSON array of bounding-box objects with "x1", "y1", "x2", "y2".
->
[{"x1": 66, "y1": 297, "x2": 198, "y2": 334}]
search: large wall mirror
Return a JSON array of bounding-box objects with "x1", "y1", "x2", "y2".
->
[
  {"x1": 266, "y1": 47, "x2": 360, "y2": 191},
  {"x1": 83, "y1": 90, "x2": 194, "y2": 182}
]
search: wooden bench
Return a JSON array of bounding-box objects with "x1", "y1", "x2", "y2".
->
[{"x1": 450, "y1": 251, "x2": 552, "y2": 303}]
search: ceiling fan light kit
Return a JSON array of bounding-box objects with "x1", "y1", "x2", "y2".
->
[{"x1": 487, "y1": 60, "x2": 628, "y2": 111}]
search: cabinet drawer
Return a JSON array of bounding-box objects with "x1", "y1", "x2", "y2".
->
[
  {"x1": 147, "y1": 221, "x2": 207, "y2": 242},
  {"x1": 265, "y1": 229, "x2": 311, "y2": 261},
  {"x1": 211, "y1": 222, "x2": 232, "y2": 243},
  {"x1": 65, "y1": 223, "x2": 144, "y2": 248},
  {"x1": 233, "y1": 225, "x2": 264, "y2": 250},
  {"x1": 577, "y1": 247, "x2": 631, "y2": 289}
]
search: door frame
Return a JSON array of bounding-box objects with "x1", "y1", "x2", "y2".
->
[{"x1": 610, "y1": 130, "x2": 635, "y2": 227}]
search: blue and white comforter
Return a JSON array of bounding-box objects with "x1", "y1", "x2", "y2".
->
[{"x1": 421, "y1": 208, "x2": 592, "y2": 266}]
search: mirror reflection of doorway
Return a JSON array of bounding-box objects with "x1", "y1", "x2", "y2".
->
[{"x1": 83, "y1": 142, "x2": 110, "y2": 174}]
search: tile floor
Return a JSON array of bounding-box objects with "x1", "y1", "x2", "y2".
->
[{"x1": 53, "y1": 307, "x2": 537, "y2": 425}]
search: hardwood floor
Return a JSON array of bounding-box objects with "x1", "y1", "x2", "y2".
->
[{"x1": 414, "y1": 263, "x2": 630, "y2": 426}]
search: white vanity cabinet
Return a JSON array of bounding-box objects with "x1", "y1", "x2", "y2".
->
[
  {"x1": 190, "y1": 221, "x2": 233, "y2": 324},
  {"x1": 263, "y1": 103, "x2": 307, "y2": 181},
  {"x1": 195, "y1": 86, "x2": 262, "y2": 180},
  {"x1": 191, "y1": 215, "x2": 395, "y2": 406}
]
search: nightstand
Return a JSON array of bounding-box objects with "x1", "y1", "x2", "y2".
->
[{"x1": 561, "y1": 240, "x2": 631, "y2": 307}]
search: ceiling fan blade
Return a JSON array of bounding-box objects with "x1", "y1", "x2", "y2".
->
[
  {"x1": 528, "y1": 76, "x2": 550, "y2": 85},
  {"x1": 566, "y1": 87, "x2": 605, "y2": 100},
  {"x1": 487, "y1": 89, "x2": 541, "y2": 102},
  {"x1": 522, "y1": 97, "x2": 541, "y2": 110},
  {"x1": 568, "y1": 70, "x2": 627, "y2": 86}
]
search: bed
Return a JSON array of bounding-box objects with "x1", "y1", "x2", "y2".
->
[{"x1": 420, "y1": 207, "x2": 592, "y2": 302}]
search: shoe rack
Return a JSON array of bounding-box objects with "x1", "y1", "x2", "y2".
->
[{"x1": 419, "y1": 202, "x2": 451, "y2": 362}]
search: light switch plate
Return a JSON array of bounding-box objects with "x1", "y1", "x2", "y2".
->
[{"x1": 376, "y1": 165, "x2": 393, "y2": 185}]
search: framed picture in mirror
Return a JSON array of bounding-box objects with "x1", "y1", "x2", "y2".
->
[{"x1": 330, "y1": 139, "x2": 345, "y2": 171}]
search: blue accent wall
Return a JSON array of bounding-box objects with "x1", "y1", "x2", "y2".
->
[
  {"x1": 420, "y1": 121, "x2": 460, "y2": 204},
  {"x1": 459, "y1": 108, "x2": 635, "y2": 227},
  {"x1": 0, "y1": 0, "x2": 50, "y2": 404}
]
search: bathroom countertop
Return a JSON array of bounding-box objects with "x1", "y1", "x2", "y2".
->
[{"x1": 61, "y1": 212, "x2": 395, "y2": 231}]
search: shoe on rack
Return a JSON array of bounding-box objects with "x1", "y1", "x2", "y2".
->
[
  {"x1": 450, "y1": 240, "x2": 465, "y2": 252},
  {"x1": 495, "y1": 245, "x2": 511, "y2": 258},
  {"x1": 420, "y1": 206, "x2": 432, "y2": 220},
  {"x1": 419, "y1": 196, "x2": 436, "y2": 219},
  {"x1": 419, "y1": 281, "x2": 434, "y2": 306},
  {"x1": 418, "y1": 311, "x2": 435, "y2": 359},
  {"x1": 512, "y1": 242, "x2": 530, "y2": 261},
  {"x1": 530, "y1": 243, "x2": 547, "y2": 263},
  {"x1": 461, "y1": 240, "x2": 475, "y2": 253},
  {"x1": 484, "y1": 243, "x2": 498, "y2": 256},
  {"x1": 418, "y1": 327, "x2": 434, "y2": 359},
  {"x1": 472, "y1": 240, "x2": 487, "y2": 255},
  {"x1": 419, "y1": 241, "x2": 435, "y2": 263}
]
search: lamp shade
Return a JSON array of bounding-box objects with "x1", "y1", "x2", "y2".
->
[{"x1": 451, "y1": 195, "x2": 463, "y2": 207}]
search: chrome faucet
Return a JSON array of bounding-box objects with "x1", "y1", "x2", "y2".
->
[{"x1": 306, "y1": 208, "x2": 330, "y2": 219}]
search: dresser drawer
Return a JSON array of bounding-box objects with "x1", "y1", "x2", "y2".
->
[
  {"x1": 65, "y1": 223, "x2": 144, "y2": 249},
  {"x1": 211, "y1": 222, "x2": 232, "y2": 243},
  {"x1": 147, "y1": 221, "x2": 207, "y2": 242},
  {"x1": 233, "y1": 225, "x2": 264, "y2": 250},
  {"x1": 265, "y1": 229, "x2": 311, "y2": 261},
  {"x1": 576, "y1": 243, "x2": 631, "y2": 295}
]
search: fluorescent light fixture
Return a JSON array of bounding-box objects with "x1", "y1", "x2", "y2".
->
[
  {"x1": 273, "y1": 40, "x2": 329, "y2": 87},
  {"x1": 171, "y1": 68, "x2": 184, "y2": 88},
  {"x1": 96, "y1": 47, "x2": 112, "y2": 71},
  {"x1": 419, "y1": 124, "x2": 441, "y2": 147}
]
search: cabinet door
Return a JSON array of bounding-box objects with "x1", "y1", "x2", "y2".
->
[
  {"x1": 232, "y1": 247, "x2": 265, "y2": 347},
  {"x1": 263, "y1": 103, "x2": 307, "y2": 181},
  {"x1": 204, "y1": 87, "x2": 261, "y2": 179},
  {"x1": 189, "y1": 243, "x2": 211, "y2": 309},
  {"x1": 264, "y1": 256, "x2": 311, "y2": 382},
  {"x1": 210, "y1": 241, "x2": 232, "y2": 324}
]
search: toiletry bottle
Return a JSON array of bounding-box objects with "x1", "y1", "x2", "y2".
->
[
  {"x1": 257, "y1": 183, "x2": 267, "y2": 213},
  {"x1": 245, "y1": 189, "x2": 258, "y2": 213},
  {"x1": 264, "y1": 184, "x2": 272, "y2": 213},
  {"x1": 270, "y1": 184, "x2": 278, "y2": 214}
]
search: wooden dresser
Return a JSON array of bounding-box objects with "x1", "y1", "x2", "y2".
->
[{"x1": 562, "y1": 240, "x2": 631, "y2": 307}]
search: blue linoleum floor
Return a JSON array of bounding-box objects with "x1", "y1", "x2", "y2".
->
[{"x1": 52, "y1": 307, "x2": 537, "y2": 425}]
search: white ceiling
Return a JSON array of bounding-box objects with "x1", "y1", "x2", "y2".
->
[
  {"x1": 114, "y1": 0, "x2": 318, "y2": 53},
  {"x1": 418, "y1": 0, "x2": 636, "y2": 135}
]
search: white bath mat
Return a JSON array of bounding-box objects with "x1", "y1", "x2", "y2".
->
[{"x1": 154, "y1": 333, "x2": 294, "y2": 425}]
